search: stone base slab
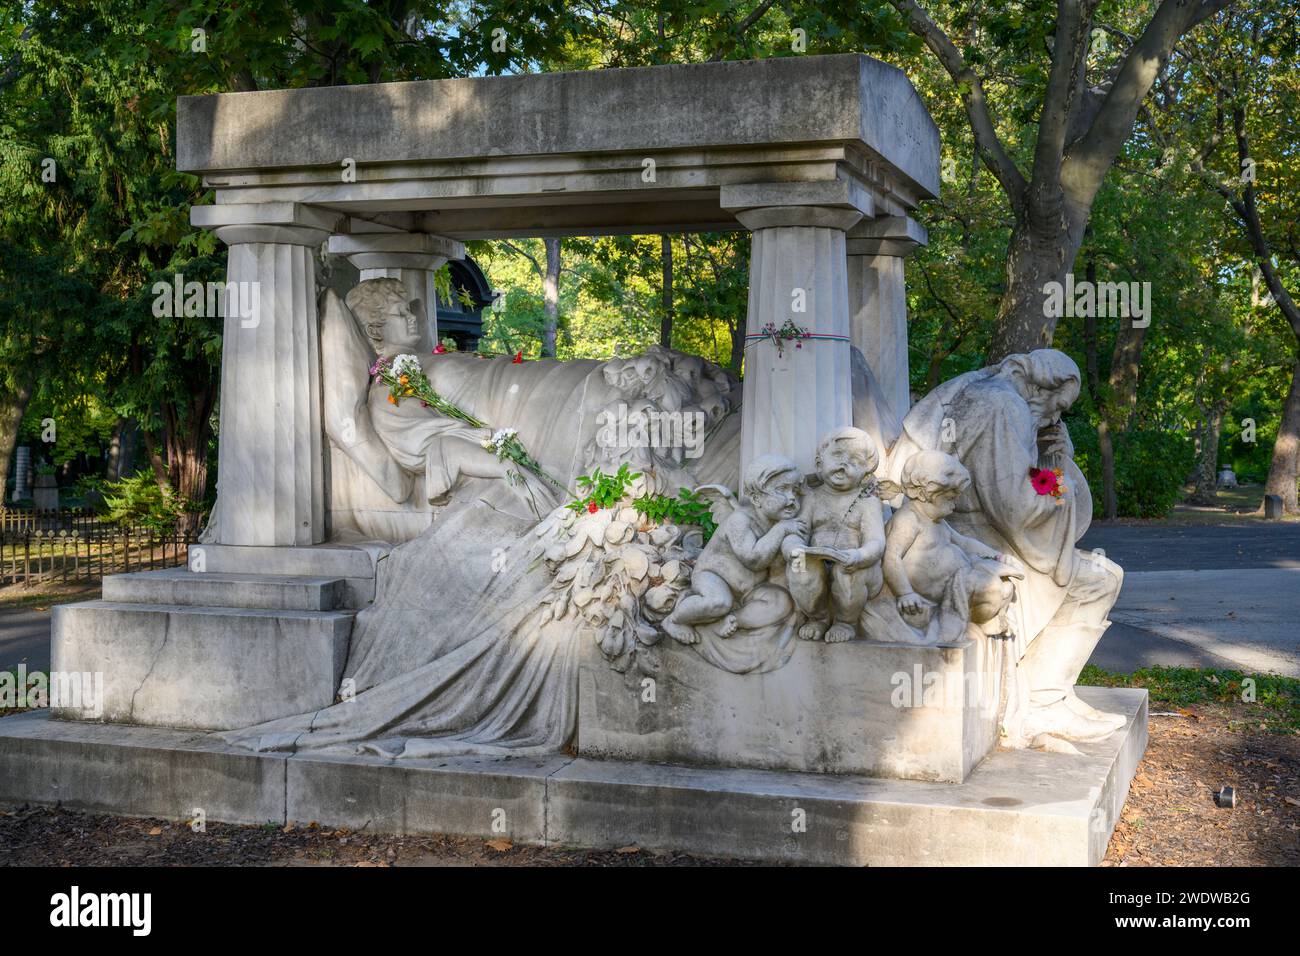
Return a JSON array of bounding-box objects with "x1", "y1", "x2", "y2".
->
[
  {"x1": 578, "y1": 634, "x2": 1005, "y2": 782},
  {"x1": 0, "y1": 687, "x2": 1147, "y2": 865}
]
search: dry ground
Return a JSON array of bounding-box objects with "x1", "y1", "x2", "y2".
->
[{"x1": 1103, "y1": 703, "x2": 1300, "y2": 866}]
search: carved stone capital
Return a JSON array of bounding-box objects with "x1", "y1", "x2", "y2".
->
[
  {"x1": 846, "y1": 215, "x2": 928, "y2": 258},
  {"x1": 733, "y1": 205, "x2": 864, "y2": 232},
  {"x1": 193, "y1": 202, "x2": 342, "y2": 247},
  {"x1": 328, "y1": 232, "x2": 464, "y2": 272}
]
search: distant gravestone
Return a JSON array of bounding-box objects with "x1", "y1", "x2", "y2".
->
[
  {"x1": 1263, "y1": 494, "x2": 1284, "y2": 520},
  {"x1": 1217, "y1": 468, "x2": 1238, "y2": 488},
  {"x1": 32, "y1": 473, "x2": 58, "y2": 511},
  {"x1": 11, "y1": 445, "x2": 30, "y2": 501}
]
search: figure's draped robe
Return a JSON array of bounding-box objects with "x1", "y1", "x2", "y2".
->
[{"x1": 888, "y1": 369, "x2": 1090, "y2": 655}]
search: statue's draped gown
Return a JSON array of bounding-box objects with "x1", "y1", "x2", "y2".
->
[{"x1": 220, "y1": 355, "x2": 743, "y2": 757}]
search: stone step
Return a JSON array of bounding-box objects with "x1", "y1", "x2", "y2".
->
[
  {"x1": 186, "y1": 543, "x2": 391, "y2": 608},
  {"x1": 102, "y1": 569, "x2": 347, "y2": 611},
  {"x1": 51, "y1": 601, "x2": 354, "y2": 730}
]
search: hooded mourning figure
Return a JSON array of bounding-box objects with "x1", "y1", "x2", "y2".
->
[{"x1": 888, "y1": 349, "x2": 1125, "y2": 744}]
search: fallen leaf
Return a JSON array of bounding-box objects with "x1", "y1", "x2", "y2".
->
[
  {"x1": 283, "y1": 822, "x2": 296, "y2": 833},
  {"x1": 486, "y1": 839, "x2": 513, "y2": 852},
  {"x1": 615, "y1": 845, "x2": 640, "y2": 854},
  {"x1": 148, "y1": 827, "x2": 162, "y2": 836}
]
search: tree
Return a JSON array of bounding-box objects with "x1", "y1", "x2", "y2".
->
[
  {"x1": 1148, "y1": 4, "x2": 1300, "y2": 511},
  {"x1": 879, "y1": 0, "x2": 1234, "y2": 360}
]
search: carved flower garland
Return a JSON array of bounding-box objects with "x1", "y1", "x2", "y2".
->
[{"x1": 535, "y1": 475, "x2": 701, "y2": 672}]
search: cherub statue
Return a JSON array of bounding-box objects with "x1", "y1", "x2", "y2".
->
[
  {"x1": 782, "y1": 427, "x2": 887, "y2": 644},
  {"x1": 881, "y1": 449, "x2": 1023, "y2": 642},
  {"x1": 662, "y1": 453, "x2": 807, "y2": 645}
]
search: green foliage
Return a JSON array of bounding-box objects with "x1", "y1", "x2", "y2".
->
[
  {"x1": 100, "y1": 470, "x2": 186, "y2": 534},
  {"x1": 2, "y1": 0, "x2": 1297, "y2": 530},
  {"x1": 1070, "y1": 420, "x2": 1197, "y2": 518},
  {"x1": 632, "y1": 488, "x2": 718, "y2": 541},
  {"x1": 568, "y1": 465, "x2": 717, "y2": 539},
  {"x1": 568, "y1": 464, "x2": 641, "y2": 512},
  {"x1": 1080, "y1": 665, "x2": 1299, "y2": 734}
]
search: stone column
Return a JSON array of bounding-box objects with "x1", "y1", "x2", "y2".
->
[
  {"x1": 191, "y1": 202, "x2": 341, "y2": 546},
  {"x1": 845, "y1": 216, "x2": 927, "y2": 430},
  {"x1": 328, "y1": 233, "x2": 464, "y2": 353},
  {"x1": 722, "y1": 184, "x2": 866, "y2": 473}
]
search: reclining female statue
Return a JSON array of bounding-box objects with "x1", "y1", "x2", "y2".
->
[{"x1": 345, "y1": 279, "x2": 558, "y2": 514}]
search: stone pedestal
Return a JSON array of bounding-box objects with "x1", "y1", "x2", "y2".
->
[
  {"x1": 846, "y1": 216, "x2": 927, "y2": 431},
  {"x1": 328, "y1": 233, "x2": 464, "y2": 353},
  {"x1": 192, "y1": 203, "x2": 340, "y2": 547},
  {"x1": 578, "y1": 635, "x2": 1005, "y2": 783},
  {"x1": 724, "y1": 186, "x2": 865, "y2": 473}
]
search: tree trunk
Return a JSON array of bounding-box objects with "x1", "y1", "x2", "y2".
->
[
  {"x1": 167, "y1": 383, "x2": 217, "y2": 536},
  {"x1": 1081, "y1": 257, "x2": 1118, "y2": 520},
  {"x1": 1097, "y1": 419, "x2": 1118, "y2": 519},
  {"x1": 729, "y1": 322, "x2": 744, "y2": 375},
  {"x1": 660, "y1": 235, "x2": 674, "y2": 349},
  {"x1": 0, "y1": 374, "x2": 34, "y2": 500},
  {"x1": 986, "y1": 211, "x2": 1086, "y2": 362},
  {"x1": 541, "y1": 237, "x2": 561, "y2": 358},
  {"x1": 1192, "y1": 400, "x2": 1226, "y2": 504},
  {"x1": 1264, "y1": 357, "x2": 1300, "y2": 513},
  {"x1": 106, "y1": 416, "x2": 139, "y2": 480}
]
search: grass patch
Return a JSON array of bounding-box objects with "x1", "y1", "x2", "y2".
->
[
  {"x1": 1080, "y1": 664, "x2": 1300, "y2": 733},
  {"x1": 0, "y1": 587, "x2": 97, "y2": 612},
  {"x1": 0, "y1": 665, "x2": 49, "y2": 719}
]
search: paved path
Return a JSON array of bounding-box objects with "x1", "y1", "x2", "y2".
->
[
  {"x1": 1097, "y1": 569, "x2": 1300, "y2": 676},
  {"x1": 3, "y1": 524, "x2": 1297, "y2": 677},
  {"x1": 0, "y1": 608, "x2": 54, "y2": 673},
  {"x1": 1078, "y1": 521, "x2": 1300, "y2": 571},
  {"x1": 1079, "y1": 523, "x2": 1300, "y2": 676}
]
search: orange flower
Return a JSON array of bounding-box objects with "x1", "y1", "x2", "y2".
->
[{"x1": 387, "y1": 394, "x2": 396, "y2": 405}]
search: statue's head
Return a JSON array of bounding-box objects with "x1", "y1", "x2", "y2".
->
[
  {"x1": 900, "y1": 449, "x2": 971, "y2": 517},
  {"x1": 995, "y1": 349, "x2": 1081, "y2": 430},
  {"x1": 742, "y1": 453, "x2": 803, "y2": 522},
  {"x1": 670, "y1": 352, "x2": 706, "y2": 389},
  {"x1": 346, "y1": 278, "x2": 423, "y2": 353},
  {"x1": 813, "y1": 426, "x2": 878, "y2": 491}
]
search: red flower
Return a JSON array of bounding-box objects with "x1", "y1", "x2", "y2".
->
[
  {"x1": 587, "y1": 502, "x2": 599, "y2": 514},
  {"x1": 1028, "y1": 467, "x2": 1060, "y2": 496},
  {"x1": 433, "y1": 344, "x2": 447, "y2": 354},
  {"x1": 512, "y1": 351, "x2": 524, "y2": 364}
]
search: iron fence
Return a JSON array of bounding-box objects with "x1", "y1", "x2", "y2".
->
[{"x1": 0, "y1": 508, "x2": 196, "y2": 588}]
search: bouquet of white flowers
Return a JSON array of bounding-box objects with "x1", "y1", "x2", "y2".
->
[{"x1": 371, "y1": 356, "x2": 558, "y2": 486}]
